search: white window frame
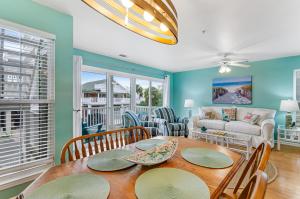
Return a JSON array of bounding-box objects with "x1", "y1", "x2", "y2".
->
[
  {"x1": 0, "y1": 19, "x2": 55, "y2": 190},
  {"x1": 293, "y1": 69, "x2": 300, "y2": 101},
  {"x1": 293, "y1": 69, "x2": 300, "y2": 126}
]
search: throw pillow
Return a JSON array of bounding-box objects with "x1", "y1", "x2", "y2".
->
[
  {"x1": 222, "y1": 108, "x2": 237, "y2": 122},
  {"x1": 205, "y1": 111, "x2": 217, "y2": 120},
  {"x1": 242, "y1": 112, "x2": 260, "y2": 125}
]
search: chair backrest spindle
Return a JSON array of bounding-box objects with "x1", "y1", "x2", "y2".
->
[{"x1": 60, "y1": 126, "x2": 150, "y2": 164}]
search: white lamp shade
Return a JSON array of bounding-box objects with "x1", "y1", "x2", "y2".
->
[
  {"x1": 184, "y1": 99, "x2": 194, "y2": 108},
  {"x1": 280, "y1": 100, "x2": 299, "y2": 112}
]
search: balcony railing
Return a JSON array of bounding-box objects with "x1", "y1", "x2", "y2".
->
[
  {"x1": 81, "y1": 105, "x2": 159, "y2": 132},
  {"x1": 82, "y1": 97, "x2": 130, "y2": 105},
  {"x1": 82, "y1": 106, "x2": 130, "y2": 129}
]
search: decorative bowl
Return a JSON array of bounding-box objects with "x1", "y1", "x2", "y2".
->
[{"x1": 124, "y1": 138, "x2": 178, "y2": 166}]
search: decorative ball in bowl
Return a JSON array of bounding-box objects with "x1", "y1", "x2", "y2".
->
[{"x1": 124, "y1": 138, "x2": 178, "y2": 166}]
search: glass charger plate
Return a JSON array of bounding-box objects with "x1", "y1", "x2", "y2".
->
[
  {"x1": 135, "y1": 168, "x2": 210, "y2": 199},
  {"x1": 26, "y1": 174, "x2": 110, "y2": 199},
  {"x1": 135, "y1": 139, "x2": 167, "y2": 151},
  {"x1": 87, "y1": 149, "x2": 135, "y2": 171},
  {"x1": 181, "y1": 148, "x2": 233, "y2": 169}
]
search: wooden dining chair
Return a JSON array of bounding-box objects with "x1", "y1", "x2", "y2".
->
[
  {"x1": 60, "y1": 126, "x2": 150, "y2": 164},
  {"x1": 232, "y1": 141, "x2": 271, "y2": 194},
  {"x1": 222, "y1": 170, "x2": 268, "y2": 199}
]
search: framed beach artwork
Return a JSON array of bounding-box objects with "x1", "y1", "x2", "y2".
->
[{"x1": 212, "y1": 76, "x2": 252, "y2": 104}]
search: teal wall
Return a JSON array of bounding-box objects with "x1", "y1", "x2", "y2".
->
[
  {"x1": 173, "y1": 55, "x2": 300, "y2": 125},
  {"x1": 74, "y1": 48, "x2": 167, "y2": 79}
]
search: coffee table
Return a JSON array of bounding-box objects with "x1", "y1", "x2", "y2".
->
[{"x1": 192, "y1": 129, "x2": 252, "y2": 160}]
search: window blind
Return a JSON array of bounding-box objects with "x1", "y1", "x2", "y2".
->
[{"x1": 0, "y1": 22, "x2": 55, "y2": 189}]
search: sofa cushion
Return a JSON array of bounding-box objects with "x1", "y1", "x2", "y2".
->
[
  {"x1": 222, "y1": 108, "x2": 237, "y2": 121},
  {"x1": 201, "y1": 107, "x2": 223, "y2": 120},
  {"x1": 225, "y1": 121, "x2": 261, "y2": 136},
  {"x1": 197, "y1": 120, "x2": 226, "y2": 130},
  {"x1": 236, "y1": 107, "x2": 276, "y2": 125}
]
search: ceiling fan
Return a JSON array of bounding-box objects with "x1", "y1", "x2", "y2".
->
[{"x1": 217, "y1": 53, "x2": 250, "y2": 73}]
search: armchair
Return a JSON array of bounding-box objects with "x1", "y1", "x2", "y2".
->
[
  {"x1": 122, "y1": 110, "x2": 160, "y2": 137},
  {"x1": 154, "y1": 107, "x2": 189, "y2": 137}
]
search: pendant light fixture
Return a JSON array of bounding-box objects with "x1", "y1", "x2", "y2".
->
[{"x1": 82, "y1": 0, "x2": 178, "y2": 45}]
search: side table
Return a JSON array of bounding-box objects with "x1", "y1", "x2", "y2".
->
[{"x1": 277, "y1": 125, "x2": 300, "y2": 150}]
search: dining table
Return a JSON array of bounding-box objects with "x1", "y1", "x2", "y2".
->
[{"x1": 23, "y1": 136, "x2": 245, "y2": 199}]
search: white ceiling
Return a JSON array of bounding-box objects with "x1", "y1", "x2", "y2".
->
[{"x1": 35, "y1": 0, "x2": 300, "y2": 72}]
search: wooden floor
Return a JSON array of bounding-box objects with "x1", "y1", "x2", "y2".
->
[{"x1": 265, "y1": 144, "x2": 300, "y2": 199}]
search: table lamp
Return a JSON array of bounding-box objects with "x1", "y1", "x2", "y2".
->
[
  {"x1": 184, "y1": 99, "x2": 194, "y2": 118},
  {"x1": 280, "y1": 99, "x2": 299, "y2": 128}
]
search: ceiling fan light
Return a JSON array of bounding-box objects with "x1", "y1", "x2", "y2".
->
[
  {"x1": 143, "y1": 11, "x2": 154, "y2": 22},
  {"x1": 225, "y1": 66, "x2": 231, "y2": 73},
  {"x1": 121, "y1": 0, "x2": 134, "y2": 8},
  {"x1": 219, "y1": 66, "x2": 226, "y2": 74},
  {"x1": 160, "y1": 23, "x2": 169, "y2": 32}
]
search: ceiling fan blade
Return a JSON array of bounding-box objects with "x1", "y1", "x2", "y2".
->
[
  {"x1": 229, "y1": 59, "x2": 248, "y2": 63},
  {"x1": 229, "y1": 63, "x2": 250, "y2": 67}
]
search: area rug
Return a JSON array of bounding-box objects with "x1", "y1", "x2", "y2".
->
[{"x1": 227, "y1": 161, "x2": 278, "y2": 189}]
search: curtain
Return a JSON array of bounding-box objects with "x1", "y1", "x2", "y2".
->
[
  {"x1": 163, "y1": 75, "x2": 170, "y2": 107},
  {"x1": 73, "y1": 56, "x2": 83, "y2": 137}
]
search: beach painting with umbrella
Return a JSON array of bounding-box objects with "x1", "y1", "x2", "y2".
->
[{"x1": 212, "y1": 76, "x2": 252, "y2": 104}]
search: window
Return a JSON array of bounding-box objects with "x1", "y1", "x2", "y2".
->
[
  {"x1": 135, "y1": 79, "x2": 164, "y2": 117},
  {"x1": 151, "y1": 81, "x2": 163, "y2": 107},
  {"x1": 0, "y1": 21, "x2": 55, "y2": 189},
  {"x1": 136, "y1": 79, "x2": 150, "y2": 115}
]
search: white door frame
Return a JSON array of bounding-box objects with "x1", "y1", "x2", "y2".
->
[{"x1": 73, "y1": 56, "x2": 82, "y2": 137}]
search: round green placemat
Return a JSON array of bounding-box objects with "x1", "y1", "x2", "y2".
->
[
  {"x1": 26, "y1": 173, "x2": 110, "y2": 199},
  {"x1": 135, "y1": 139, "x2": 167, "y2": 151},
  {"x1": 135, "y1": 168, "x2": 210, "y2": 199},
  {"x1": 181, "y1": 148, "x2": 234, "y2": 169},
  {"x1": 87, "y1": 149, "x2": 135, "y2": 171}
]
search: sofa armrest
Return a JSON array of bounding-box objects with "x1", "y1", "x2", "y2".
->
[{"x1": 261, "y1": 119, "x2": 275, "y2": 147}]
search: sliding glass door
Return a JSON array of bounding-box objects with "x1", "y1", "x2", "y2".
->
[
  {"x1": 135, "y1": 79, "x2": 164, "y2": 119},
  {"x1": 74, "y1": 65, "x2": 167, "y2": 136},
  {"x1": 151, "y1": 81, "x2": 163, "y2": 111},
  {"x1": 136, "y1": 79, "x2": 150, "y2": 115},
  {"x1": 81, "y1": 71, "x2": 107, "y2": 134},
  {"x1": 111, "y1": 76, "x2": 131, "y2": 128}
]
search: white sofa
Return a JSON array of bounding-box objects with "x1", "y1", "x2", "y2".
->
[{"x1": 193, "y1": 106, "x2": 276, "y2": 148}]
